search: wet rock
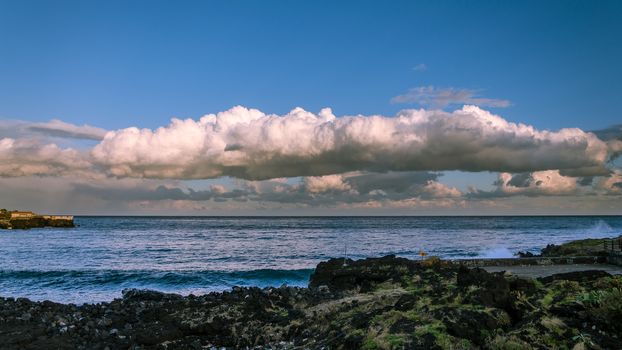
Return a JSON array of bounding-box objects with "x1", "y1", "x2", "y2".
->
[
  {"x1": 121, "y1": 289, "x2": 181, "y2": 302},
  {"x1": 518, "y1": 251, "x2": 536, "y2": 258}
]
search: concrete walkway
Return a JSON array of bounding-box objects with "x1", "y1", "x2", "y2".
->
[{"x1": 481, "y1": 264, "x2": 622, "y2": 279}]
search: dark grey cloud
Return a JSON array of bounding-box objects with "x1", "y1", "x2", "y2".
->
[
  {"x1": 28, "y1": 124, "x2": 106, "y2": 140},
  {"x1": 0, "y1": 119, "x2": 108, "y2": 141},
  {"x1": 578, "y1": 177, "x2": 594, "y2": 186},
  {"x1": 591, "y1": 124, "x2": 622, "y2": 141},
  {"x1": 505, "y1": 173, "x2": 532, "y2": 188},
  {"x1": 68, "y1": 171, "x2": 460, "y2": 207},
  {"x1": 71, "y1": 184, "x2": 249, "y2": 202},
  {"x1": 343, "y1": 171, "x2": 439, "y2": 194},
  {"x1": 559, "y1": 167, "x2": 612, "y2": 177},
  {"x1": 590, "y1": 124, "x2": 622, "y2": 162}
]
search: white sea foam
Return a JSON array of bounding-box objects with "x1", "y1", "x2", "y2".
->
[
  {"x1": 588, "y1": 219, "x2": 616, "y2": 237},
  {"x1": 477, "y1": 247, "x2": 515, "y2": 259}
]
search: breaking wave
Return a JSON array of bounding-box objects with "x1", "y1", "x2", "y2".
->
[{"x1": 476, "y1": 247, "x2": 515, "y2": 259}]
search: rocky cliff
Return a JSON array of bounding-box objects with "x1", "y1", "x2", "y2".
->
[{"x1": 0, "y1": 209, "x2": 74, "y2": 229}]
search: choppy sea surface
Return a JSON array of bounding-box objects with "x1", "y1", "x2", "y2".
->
[{"x1": 1, "y1": 216, "x2": 621, "y2": 304}]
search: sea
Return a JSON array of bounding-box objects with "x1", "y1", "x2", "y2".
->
[{"x1": 1, "y1": 216, "x2": 621, "y2": 304}]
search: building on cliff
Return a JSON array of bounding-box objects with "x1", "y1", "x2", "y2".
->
[
  {"x1": 42, "y1": 215, "x2": 74, "y2": 220},
  {"x1": 10, "y1": 211, "x2": 36, "y2": 219}
]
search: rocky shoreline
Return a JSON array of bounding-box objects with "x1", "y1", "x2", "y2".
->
[
  {"x1": 1, "y1": 240, "x2": 621, "y2": 349},
  {"x1": 0, "y1": 209, "x2": 74, "y2": 230}
]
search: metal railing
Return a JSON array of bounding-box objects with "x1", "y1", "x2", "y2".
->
[{"x1": 603, "y1": 237, "x2": 622, "y2": 252}]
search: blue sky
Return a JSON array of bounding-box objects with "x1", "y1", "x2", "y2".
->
[
  {"x1": 0, "y1": 1, "x2": 621, "y2": 214},
  {"x1": 1, "y1": 0, "x2": 621, "y2": 130}
]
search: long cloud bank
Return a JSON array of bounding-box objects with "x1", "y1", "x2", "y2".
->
[
  {"x1": 90, "y1": 105, "x2": 613, "y2": 180},
  {"x1": 1, "y1": 105, "x2": 619, "y2": 180}
]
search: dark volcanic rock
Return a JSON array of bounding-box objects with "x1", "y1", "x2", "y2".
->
[
  {"x1": 439, "y1": 307, "x2": 511, "y2": 345},
  {"x1": 121, "y1": 288, "x2": 182, "y2": 302},
  {"x1": 457, "y1": 266, "x2": 511, "y2": 309},
  {"x1": 44, "y1": 218, "x2": 74, "y2": 228},
  {"x1": 1, "y1": 254, "x2": 620, "y2": 349},
  {"x1": 517, "y1": 251, "x2": 536, "y2": 258},
  {"x1": 9, "y1": 218, "x2": 47, "y2": 229},
  {"x1": 309, "y1": 254, "x2": 422, "y2": 293}
]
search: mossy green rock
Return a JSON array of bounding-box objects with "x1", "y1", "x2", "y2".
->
[{"x1": 540, "y1": 236, "x2": 621, "y2": 257}]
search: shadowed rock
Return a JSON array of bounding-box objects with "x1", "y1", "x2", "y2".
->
[{"x1": 538, "y1": 270, "x2": 612, "y2": 284}]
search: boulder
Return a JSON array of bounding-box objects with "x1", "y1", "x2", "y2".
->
[
  {"x1": 457, "y1": 266, "x2": 511, "y2": 309},
  {"x1": 309, "y1": 255, "x2": 419, "y2": 293}
]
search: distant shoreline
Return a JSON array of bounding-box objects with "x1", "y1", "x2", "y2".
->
[{"x1": 0, "y1": 209, "x2": 74, "y2": 230}]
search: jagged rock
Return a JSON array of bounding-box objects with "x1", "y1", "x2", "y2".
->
[
  {"x1": 457, "y1": 266, "x2": 511, "y2": 309},
  {"x1": 439, "y1": 307, "x2": 511, "y2": 345},
  {"x1": 309, "y1": 254, "x2": 421, "y2": 292},
  {"x1": 518, "y1": 251, "x2": 536, "y2": 257}
]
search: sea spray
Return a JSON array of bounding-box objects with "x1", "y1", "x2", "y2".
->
[
  {"x1": 588, "y1": 219, "x2": 616, "y2": 236},
  {"x1": 477, "y1": 246, "x2": 516, "y2": 259}
]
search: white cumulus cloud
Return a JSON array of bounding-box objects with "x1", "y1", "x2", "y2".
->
[
  {"x1": 303, "y1": 174, "x2": 353, "y2": 193},
  {"x1": 469, "y1": 170, "x2": 578, "y2": 198},
  {"x1": 422, "y1": 180, "x2": 462, "y2": 198},
  {"x1": 91, "y1": 105, "x2": 610, "y2": 180}
]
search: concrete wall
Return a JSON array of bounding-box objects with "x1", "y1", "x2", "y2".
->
[{"x1": 450, "y1": 256, "x2": 606, "y2": 267}]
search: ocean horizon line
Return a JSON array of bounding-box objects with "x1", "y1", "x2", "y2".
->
[{"x1": 68, "y1": 214, "x2": 622, "y2": 218}]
